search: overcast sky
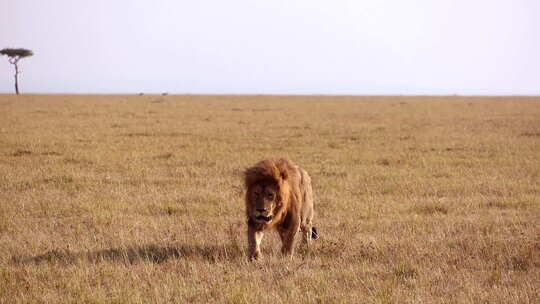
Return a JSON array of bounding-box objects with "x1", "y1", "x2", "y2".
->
[{"x1": 1, "y1": 0, "x2": 539, "y2": 95}]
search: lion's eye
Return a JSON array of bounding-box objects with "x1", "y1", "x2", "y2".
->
[
  {"x1": 254, "y1": 192, "x2": 261, "y2": 197},
  {"x1": 267, "y1": 193, "x2": 274, "y2": 200}
]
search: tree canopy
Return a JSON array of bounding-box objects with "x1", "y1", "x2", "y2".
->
[{"x1": 0, "y1": 48, "x2": 34, "y2": 59}]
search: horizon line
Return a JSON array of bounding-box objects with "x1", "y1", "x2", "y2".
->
[{"x1": 1, "y1": 93, "x2": 539, "y2": 97}]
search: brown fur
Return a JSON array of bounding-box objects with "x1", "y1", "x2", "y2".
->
[{"x1": 244, "y1": 158, "x2": 315, "y2": 260}]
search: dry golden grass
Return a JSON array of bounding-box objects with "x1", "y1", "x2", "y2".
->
[{"x1": 0, "y1": 94, "x2": 539, "y2": 303}]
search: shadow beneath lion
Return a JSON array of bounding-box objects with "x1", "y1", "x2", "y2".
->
[{"x1": 12, "y1": 243, "x2": 245, "y2": 265}]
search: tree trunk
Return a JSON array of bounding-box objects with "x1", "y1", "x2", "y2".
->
[{"x1": 14, "y1": 63, "x2": 19, "y2": 95}]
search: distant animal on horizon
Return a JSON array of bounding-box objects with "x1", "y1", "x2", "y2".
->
[{"x1": 244, "y1": 158, "x2": 317, "y2": 260}]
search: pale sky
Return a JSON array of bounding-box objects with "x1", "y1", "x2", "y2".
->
[{"x1": 1, "y1": 0, "x2": 539, "y2": 95}]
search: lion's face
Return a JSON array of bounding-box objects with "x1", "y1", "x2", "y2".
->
[{"x1": 248, "y1": 180, "x2": 280, "y2": 224}]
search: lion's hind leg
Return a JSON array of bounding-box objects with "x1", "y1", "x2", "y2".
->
[{"x1": 300, "y1": 223, "x2": 313, "y2": 246}]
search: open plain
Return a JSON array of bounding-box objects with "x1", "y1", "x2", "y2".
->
[{"x1": 0, "y1": 94, "x2": 539, "y2": 303}]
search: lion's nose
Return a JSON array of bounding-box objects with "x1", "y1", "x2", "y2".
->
[{"x1": 256, "y1": 208, "x2": 266, "y2": 213}]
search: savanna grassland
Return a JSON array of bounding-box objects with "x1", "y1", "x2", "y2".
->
[{"x1": 0, "y1": 94, "x2": 539, "y2": 303}]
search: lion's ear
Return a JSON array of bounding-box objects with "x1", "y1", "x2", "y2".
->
[
  {"x1": 244, "y1": 167, "x2": 263, "y2": 188},
  {"x1": 280, "y1": 170, "x2": 288, "y2": 181}
]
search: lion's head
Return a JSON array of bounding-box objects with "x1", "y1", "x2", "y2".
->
[
  {"x1": 244, "y1": 159, "x2": 298, "y2": 225},
  {"x1": 247, "y1": 180, "x2": 279, "y2": 223}
]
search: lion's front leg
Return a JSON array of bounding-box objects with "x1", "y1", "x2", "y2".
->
[
  {"x1": 279, "y1": 220, "x2": 300, "y2": 257},
  {"x1": 247, "y1": 223, "x2": 264, "y2": 260}
]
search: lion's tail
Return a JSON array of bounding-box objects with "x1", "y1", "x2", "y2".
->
[{"x1": 311, "y1": 227, "x2": 319, "y2": 240}]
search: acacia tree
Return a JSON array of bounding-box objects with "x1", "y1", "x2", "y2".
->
[{"x1": 0, "y1": 48, "x2": 34, "y2": 95}]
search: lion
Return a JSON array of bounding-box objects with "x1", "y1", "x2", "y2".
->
[{"x1": 244, "y1": 158, "x2": 317, "y2": 260}]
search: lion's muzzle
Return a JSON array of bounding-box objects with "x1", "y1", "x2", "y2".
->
[{"x1": 255, "y1": 215, "x2": 273, "y2": 222}]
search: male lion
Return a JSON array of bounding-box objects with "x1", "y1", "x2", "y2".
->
[{"x1": 244, "y1": 158, "x2": 317, "y2": 260}]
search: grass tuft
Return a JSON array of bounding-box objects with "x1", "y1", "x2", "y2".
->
[{"x1": 393, "y1": 264, "x2": 417, "y2": 280}]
